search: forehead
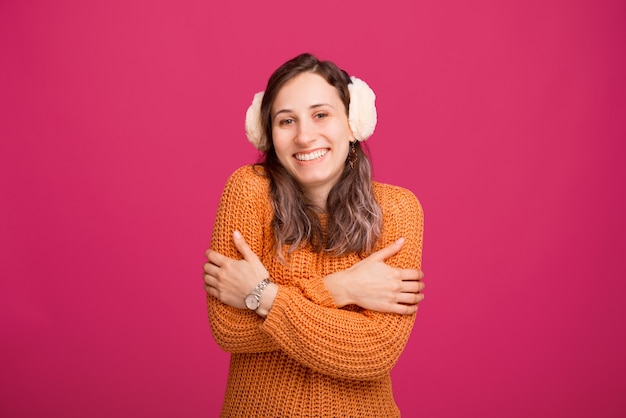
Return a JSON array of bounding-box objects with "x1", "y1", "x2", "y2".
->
[{"x1": 272, "y1": 72, "x2": 342, "y2": 112}]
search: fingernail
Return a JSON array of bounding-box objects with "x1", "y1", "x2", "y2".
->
[
  {"x1": 395, "y1": 237, "x2": 405, "y2": 245},
  {"x1": 233, "y1": 230, "x2": 242, "y2": 239}
]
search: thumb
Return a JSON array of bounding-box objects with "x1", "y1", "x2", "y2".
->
[
  {"x1": 232, "y1": 230, "x2": 257, "y2": 261},
  {"x1": 368, "y1": 237, "x2": 405, "y2": 261}
]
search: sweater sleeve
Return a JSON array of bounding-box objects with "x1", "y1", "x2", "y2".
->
[
  {"x1": 206, "y1": 166, "x2": 281, "y2": 353},
  {"x1": 260, "y1": 186, "x2": 424, "y2": 381}
]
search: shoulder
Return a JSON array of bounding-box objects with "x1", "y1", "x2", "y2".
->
[
  {"x1": 373, "y1": 181, "x2": 423, "y2": 219},
  {"x1": 223, "y1": 164, "x2": 270, "y2": 194},
  {"x1": 372, "y1": 182, "x2": 424, "y2": 253},
  {"x1": 218, "y1": 165, "x2": 272, "y2": 212}
]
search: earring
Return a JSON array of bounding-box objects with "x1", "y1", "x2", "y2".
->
[{"x1": 347, "y1": 141, "x2": 358, "y2": 170}]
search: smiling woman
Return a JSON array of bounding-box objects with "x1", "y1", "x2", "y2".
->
[
  {"x1": 271, "y1": 72, "x2": 353, "y2": 209},
  {"x1": 203, "y1": 53, "x2": 425, "y2": 417}
]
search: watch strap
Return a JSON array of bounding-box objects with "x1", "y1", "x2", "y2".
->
[{"x1": 251, "y1": 278, "x2": 270, "y2": 297}]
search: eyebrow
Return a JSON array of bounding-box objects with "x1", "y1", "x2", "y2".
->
[{"x1": 273, "y1": 103, "x2": 334, "y2": 121}]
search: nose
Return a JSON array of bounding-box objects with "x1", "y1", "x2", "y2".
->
[{"x1": 295, "y1": 118, "x2": 315, "y2": 144}]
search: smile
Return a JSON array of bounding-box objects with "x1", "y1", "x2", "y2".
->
[{"x1": 294, "y1": 149, "x2": 328, "y2": 161}]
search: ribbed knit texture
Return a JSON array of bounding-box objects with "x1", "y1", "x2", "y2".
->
[{"x1": 207, "y1": 165, "x2": 424, "y2": 417}]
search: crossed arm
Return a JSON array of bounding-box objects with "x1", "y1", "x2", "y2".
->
[
  {"x1": 204, "y1": 232, "x2": 425, "y2": 317},
  {"x1": 203, "y1": 167, "x2": 425, "y2": 379}
]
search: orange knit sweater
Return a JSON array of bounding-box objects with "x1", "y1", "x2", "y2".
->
[{"x1": 207, "y1": 165, "x2": 424, "y2": 417}]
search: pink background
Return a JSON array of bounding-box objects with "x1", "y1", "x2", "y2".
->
[{"x1": 2, "y1": 0, "x2": 625, "y2": 417}]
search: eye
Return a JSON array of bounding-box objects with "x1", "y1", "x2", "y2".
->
[
  {"x1": 278, "y1": 118, "x2": 295, "y2": 126},
  {"x1": 314, "y1": 112, "x2": 328, "y2": 120}
]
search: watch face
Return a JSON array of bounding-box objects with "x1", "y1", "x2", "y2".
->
[{"x1": 245, "y1": 294, "x2": 259, "y2": 310}]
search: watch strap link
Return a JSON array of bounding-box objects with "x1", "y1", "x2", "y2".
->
[{"x1": 251, "y1": 278, "x2": 270, "y2": 297}]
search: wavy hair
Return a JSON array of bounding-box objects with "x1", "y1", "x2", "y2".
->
[{"x1": 257, "y1": 53, "x2": 382, "y2": 258}]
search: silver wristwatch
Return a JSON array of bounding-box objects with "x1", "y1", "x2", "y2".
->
[{"x1": 245, "y1": 278, "x2": 271, "y2": 311}]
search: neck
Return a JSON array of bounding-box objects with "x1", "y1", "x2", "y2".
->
[{"x1": 303, "y1": 185, "x2": 332, "y2": 213}]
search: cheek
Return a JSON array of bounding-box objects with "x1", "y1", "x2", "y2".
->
[
  {"x1": 338, "y1": 143, "x2": 350, "y2": 160},
  {"x1": 272, "y1": 135, "x2": 291, "y2": 162},
  {"x1": 332, "y1": 125, "x2": 352, "y2": 156},
  {"x1": 331, "y1": 118, "x2": 353, "y2": 139}
]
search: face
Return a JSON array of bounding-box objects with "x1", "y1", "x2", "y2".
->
[{"x1": 271, "y1": 72, "x2": 355, "y2": 200}]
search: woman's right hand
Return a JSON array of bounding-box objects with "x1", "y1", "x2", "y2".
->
[{"x1": 324, "y1": 238, "x2": 425, "y2": 315}]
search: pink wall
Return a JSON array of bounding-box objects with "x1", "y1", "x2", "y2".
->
[{"x1": 1, "y1": 0, "x2": 625, "y2": 416}]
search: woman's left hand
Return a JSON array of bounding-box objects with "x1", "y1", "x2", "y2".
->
[{"x1": 203, "y1": 230, "x2": 270, "y2": 309}]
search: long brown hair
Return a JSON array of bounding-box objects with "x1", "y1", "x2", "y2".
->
[{"x1": 257, "y1": 53, "x2": 382, "y2": 258}]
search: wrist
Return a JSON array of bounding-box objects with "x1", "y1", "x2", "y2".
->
[
  {"x1": 324, "y1": 271, "x2": 352, "y2": 308},
  {"x1": 244, "y1": 278, "x2": 271, "y2": 311},
  {"x1": 255, "y1": 283, "x2": 278, "y2": 318}
]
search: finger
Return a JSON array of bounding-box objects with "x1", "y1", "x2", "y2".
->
[
  {"x1": 205, "y1": 284, "x2": 219, "y2": 299},
  {"x1": 397, "y1": 268, "x2": 423, "y2": 281},
  {"x1": 232, "y1": 230, "x2": 258, "y2": 261},
  {"x1": 409, "y1": 292, "x2": 425, "y2": 304},
  {"x1": 203, "y1": 259, "x2": 224, "y2": 276},
  {"x1": 400, "y1": 280, "x2": 422, "y2": 294},
  {"x1": 368, "y1": 237, "x2": 405, "y2": 262},
  {"x1": 397, "y1": 292, "x2": 424, "y2": 307},
  {"x1": 403, "y1": 279, "x2": 425, "y2": 292},
  {"x1": 206, "y1": 249, "x2": 229, "y2": 267},
  {"x1": 203, "y1": 273, "x2": 215, "y2": 286},
  {"x1": 392, "y1": 303, "x2": 418, "y2": 315}
]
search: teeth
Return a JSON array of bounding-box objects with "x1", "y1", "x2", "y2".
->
[{"x1": 295, "y1": 149, "x2": 328, "y2": 161}]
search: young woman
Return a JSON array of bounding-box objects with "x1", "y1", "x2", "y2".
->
[{"x1": 203, "y1": 53, "x2": 425, "y2": 417}]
